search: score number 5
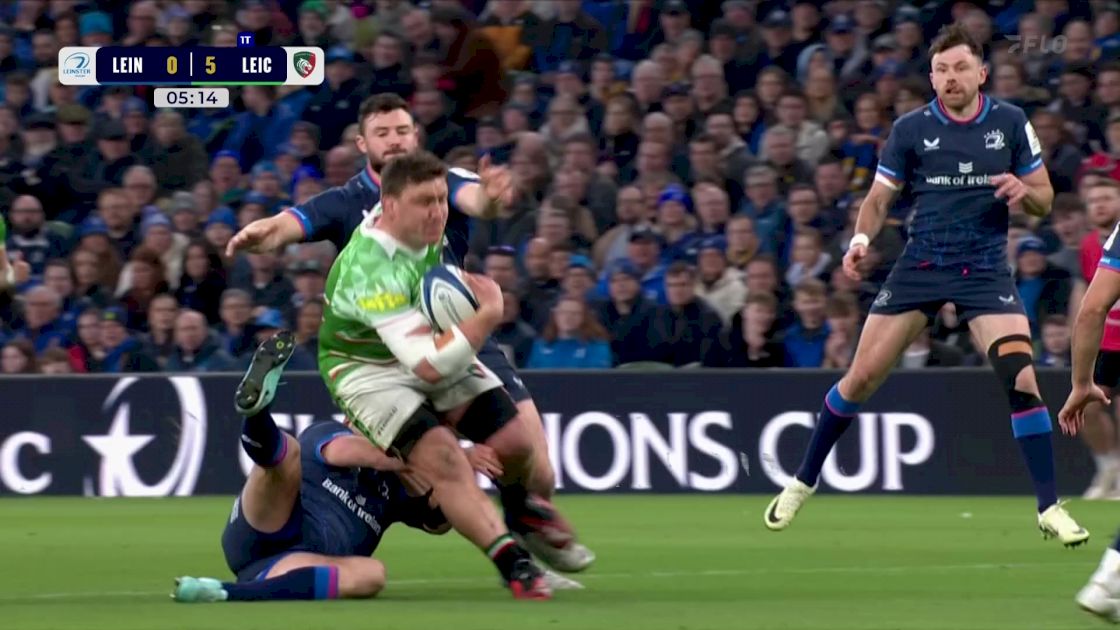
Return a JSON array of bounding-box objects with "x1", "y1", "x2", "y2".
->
[{"x1": 206, "y1": 56, "x2": 215, "y2": 75}]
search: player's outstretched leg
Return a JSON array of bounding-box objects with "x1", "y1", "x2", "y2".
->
[
  {"x1": 454, "y1": 392, "x2": 594, "y2": 573},
  {"x1": 173, "y1": 554, "x2": 385, "y2": 602},
  {"x1": 765, "y1": 311, "x2": 927, "y2": 531},
  {"x1": 475, "y1": 343, "x2": 595, "y2": 573},
  {"x1": 406, "y1": 419, "x2": 551, "y2": 600},
  {"x1": 969, "y1": 315, "x2": 1088, "y2": 547},
  {"x1": 1077, "y1": 533, "x2": 1120, "y2": 622}
]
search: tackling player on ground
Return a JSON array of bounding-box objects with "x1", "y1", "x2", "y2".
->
[
  {"x1": 764, "y1": 25, "x2": 1089, "y2": 546},
  {"x1": 227, "y1": 94, "x2": 591, "y2": 572},
  {"x1": 1060, "y1": 181, "x2": 1120, "y2": 621},
  {"x1": 173, "y1": 333, "x2": 453, "y2": 603},
  {"x1": 174, "y1": 329, "x2": 580, "y2": 603}
]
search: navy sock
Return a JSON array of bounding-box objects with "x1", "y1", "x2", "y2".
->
[
  {"x1": 222, "y1": 566, "x2": 338, "y2": 601},
  {"x1": 1011, "y1": 406, "x2": 1059, "y2": 512},
  {"x1": 240, "y1": 406, "x2": 286, "y2": 468},
  {"x1": 796, "y1": 384, "x2": 860, "y2": 486}
]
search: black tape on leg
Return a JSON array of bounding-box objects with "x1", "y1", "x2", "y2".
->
[
  {"x1": 456, "y1": 388, "x2": 519, "y2": 444},
  {"x1": 389, "y1": 405, "x2": 441, "y2": 461},
  {"x1": 987, "y1": 334, "x2": 1044, "y2": 412}
]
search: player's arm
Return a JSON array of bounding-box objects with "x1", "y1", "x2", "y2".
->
[
  {"x1": 320, "y1": 432, "x2": 407, "y2": 471},
  {"x1": 1072, "y1": 260, "x2": 1120, "y2": 387},
  {"x1": 226, "y1": 186, "x2": 350, "y2": 255},
  {"x1": 449, "y1": 157, "x2": 511, "y2": 220},
  {"x1": 332, "y1": 271, "x2": 503, "y2": 385},
  {"x1": 997, "y1": 114, "x2": 1053, "y2": 217},
  {"x1": 850, "y1": 121, "x2": 908, "y2": 247}
]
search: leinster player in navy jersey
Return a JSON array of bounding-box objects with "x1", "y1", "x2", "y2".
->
[
  {"x1": 226, "y1": 94, "x2": 592, "y2": 573},
  {"x1": 765, "y1": 25, "x2": 1089, "y2": 546},
  {"x1": 173, "y1": 332, "x2": 579, "y2": 603}
]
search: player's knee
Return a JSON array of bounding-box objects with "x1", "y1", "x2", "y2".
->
[
  {"x1": 414, "y1": 426, "x2": 473, "y2": 482},
  {"x1": 841, "y1": 366, "x2": 878, "y2": 400},
  {"x1": 339, "y1": 559, "x2": 386, "y2": 599},
  {"x1": 487, "y1": 416, "x2": 534, "y2": 467},
  {"x1": 988, "y1": 334, "x2": 1043, "y2": 410}
]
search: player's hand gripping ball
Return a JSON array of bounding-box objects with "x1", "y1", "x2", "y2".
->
[{"x1": 420, "y1": 265, "x2": 479, "y2": 332}]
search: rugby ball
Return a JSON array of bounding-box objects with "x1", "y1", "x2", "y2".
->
[{"x1": 421, "y1": 265, "x2": 479, "y2": 332}]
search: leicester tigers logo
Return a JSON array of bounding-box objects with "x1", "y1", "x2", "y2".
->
[{"x1": 293, "y1": 51, "x2": 316, "y2": 78}]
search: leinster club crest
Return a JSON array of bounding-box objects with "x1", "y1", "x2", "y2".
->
[
  {"x1": 294, "y1": 51, "x2": 316, "y2": 78},
  {"x1": 984, "y1": 129, "x2": 1005, "y2": 150}
]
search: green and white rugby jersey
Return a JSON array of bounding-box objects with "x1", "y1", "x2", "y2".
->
[{"x1": 319, "y1": 217, "x2": 441, "y2": 386}]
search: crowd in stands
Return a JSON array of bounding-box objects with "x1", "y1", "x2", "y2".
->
[{"x1": 0, "y1": 0, "x2": 1117, "y2": 373}]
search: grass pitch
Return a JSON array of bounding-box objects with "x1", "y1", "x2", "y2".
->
[{"x1": 0, "y1": 495, "x2": 1114, "y2": 629}]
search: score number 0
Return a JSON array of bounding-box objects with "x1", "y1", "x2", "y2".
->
[{"x1": 164, "y1": 55, "x2": 217, "y2": 75}]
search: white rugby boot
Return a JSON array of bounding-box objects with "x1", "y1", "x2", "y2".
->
[
  {"x1": 1038, "y1": 501, "x2": 1090, "y2": 547},
  {"x1": 764, "y1": 478, "x2": 815, "y2": 531}
]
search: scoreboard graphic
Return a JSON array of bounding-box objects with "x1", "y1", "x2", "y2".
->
[{"x1": 58, "y1": 36, "x2": 323, "y2": 108}]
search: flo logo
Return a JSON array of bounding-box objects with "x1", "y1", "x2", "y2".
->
[{"x1": 293, "y1": 51, "x2": 316, "y2": 78}]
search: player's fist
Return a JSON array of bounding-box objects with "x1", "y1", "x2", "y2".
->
[
  {"x1": 843, "y1": 243, "x2": 868, "y2": 281},
  {"x1": 478, "y1": 154, "x2": 514, "y2": 208},
  {"x1": 464, "y1": 272, "x2": 504, "y2": 317},
  {"x1": 990, "y1": 173, "x2": 1028, "y2": 206},
  {"x1": 1058, "y1": 383, "x2": 1111, "y2": 436}
]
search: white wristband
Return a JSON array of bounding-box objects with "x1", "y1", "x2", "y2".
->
[
  {"x1": 849, "y1": 233, "x2": 870, "y2": 250},
  {"x1": 4, "y1": 263, "x2": 14, "y2": 286},
  {"x1": 427, "y1": 325, "x2": 475, "y2": 377}
]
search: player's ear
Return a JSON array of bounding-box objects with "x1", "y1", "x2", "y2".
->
[{"x1": 355, "y1": 132, "x2": 367, "y2": 154}]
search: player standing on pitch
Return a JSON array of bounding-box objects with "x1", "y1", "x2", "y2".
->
[
  {"x1": 764, "y1": 24, "x2": 1089, "y2": 547},
  {"x1": 1059, "y1": 182, "x2": 1120, "y2": 621},
  {"x1": 226, "y1": 94, "x2": 592, "y2": 573}
]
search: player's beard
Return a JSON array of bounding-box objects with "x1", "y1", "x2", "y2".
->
[
  {"x1": 370, "y1": 148, "x2": 411, "y2": 173},
  {"x1": 938, "y1": 82, "x2": 978, "y2": 113}
]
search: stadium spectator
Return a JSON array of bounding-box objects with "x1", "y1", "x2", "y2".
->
[
  {"x1": 526, "y1": 295, "x2": 612, "y2": 369},
  {"x1": 6, "y1": 194, "x2": 67, "y2": 278},
  {"x1": 693, "y1": 236, "x2": 746, "y2": 327},
  {"x1": 1, "y1": 338, "x2": 38, "y2": 374},
  {"x1": 702, "y1": 292, "x2": 786, "y2": 368},
  {"x1": 1038, "y1": 314, "x2": 1073, "y2": 367},
  {"x1": 493, "y1": 288, "x2": 535, "y2": 368},
  {"x1": 97, "y1": 306, "x2": 159, "y2": 373},
  {"x1": 118, "y1": 247, "x2": 170, "y2": 332},
  {"x1": 16, "y1": 285, "x2": 69, "y2": 353},
  {"x1": 648, "y1": 262, "x2": 722, "y2": 366},
  {"x1": 1015, "y1": 236, "x2": 1074, "y2": 338},
  {"x1": 165, "y1": 309, "x2": 235, "y2": 372},
  {"x1": 784, "y1": 278, "x2": 829, "y2": 368}
]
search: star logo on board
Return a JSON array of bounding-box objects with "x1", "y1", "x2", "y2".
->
[{"x1": 294, "y1": 51, "x2": 316, "y2": 78}]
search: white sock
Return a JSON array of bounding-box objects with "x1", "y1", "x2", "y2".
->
[
  {"x1": 1095, "y1": 454, "x2": 1112, "y2": 471},
  {"x1": 1092, "y1": 549, "x2": 1120, "y2": 594}
]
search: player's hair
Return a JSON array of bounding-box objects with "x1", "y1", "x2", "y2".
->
[
  {"x1": 444, "y1": 145, "x2": 477, "y2": 166},
  {"x1": 745, "y1": 291, "x2": 778, "y2": 311},
  {"x1": 381, "y1": 150, "x2": 447, "y2": 198},
  {"x1": 826, "y1": 291, "x2": 858, "y2": 318},
  {"x1": 793, "y1": 277, "x2": 827, "y2": 298},
  {"x1": 928, "y1": 23, "x2": 984, "y2": 60},
  {"x1": 357, "y1": 93, "x2": 410, "y2": 132}
]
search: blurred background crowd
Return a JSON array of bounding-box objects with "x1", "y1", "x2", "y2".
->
[{"x1": 0, "y1": 0, "x2": 1117, "y2": 375}]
